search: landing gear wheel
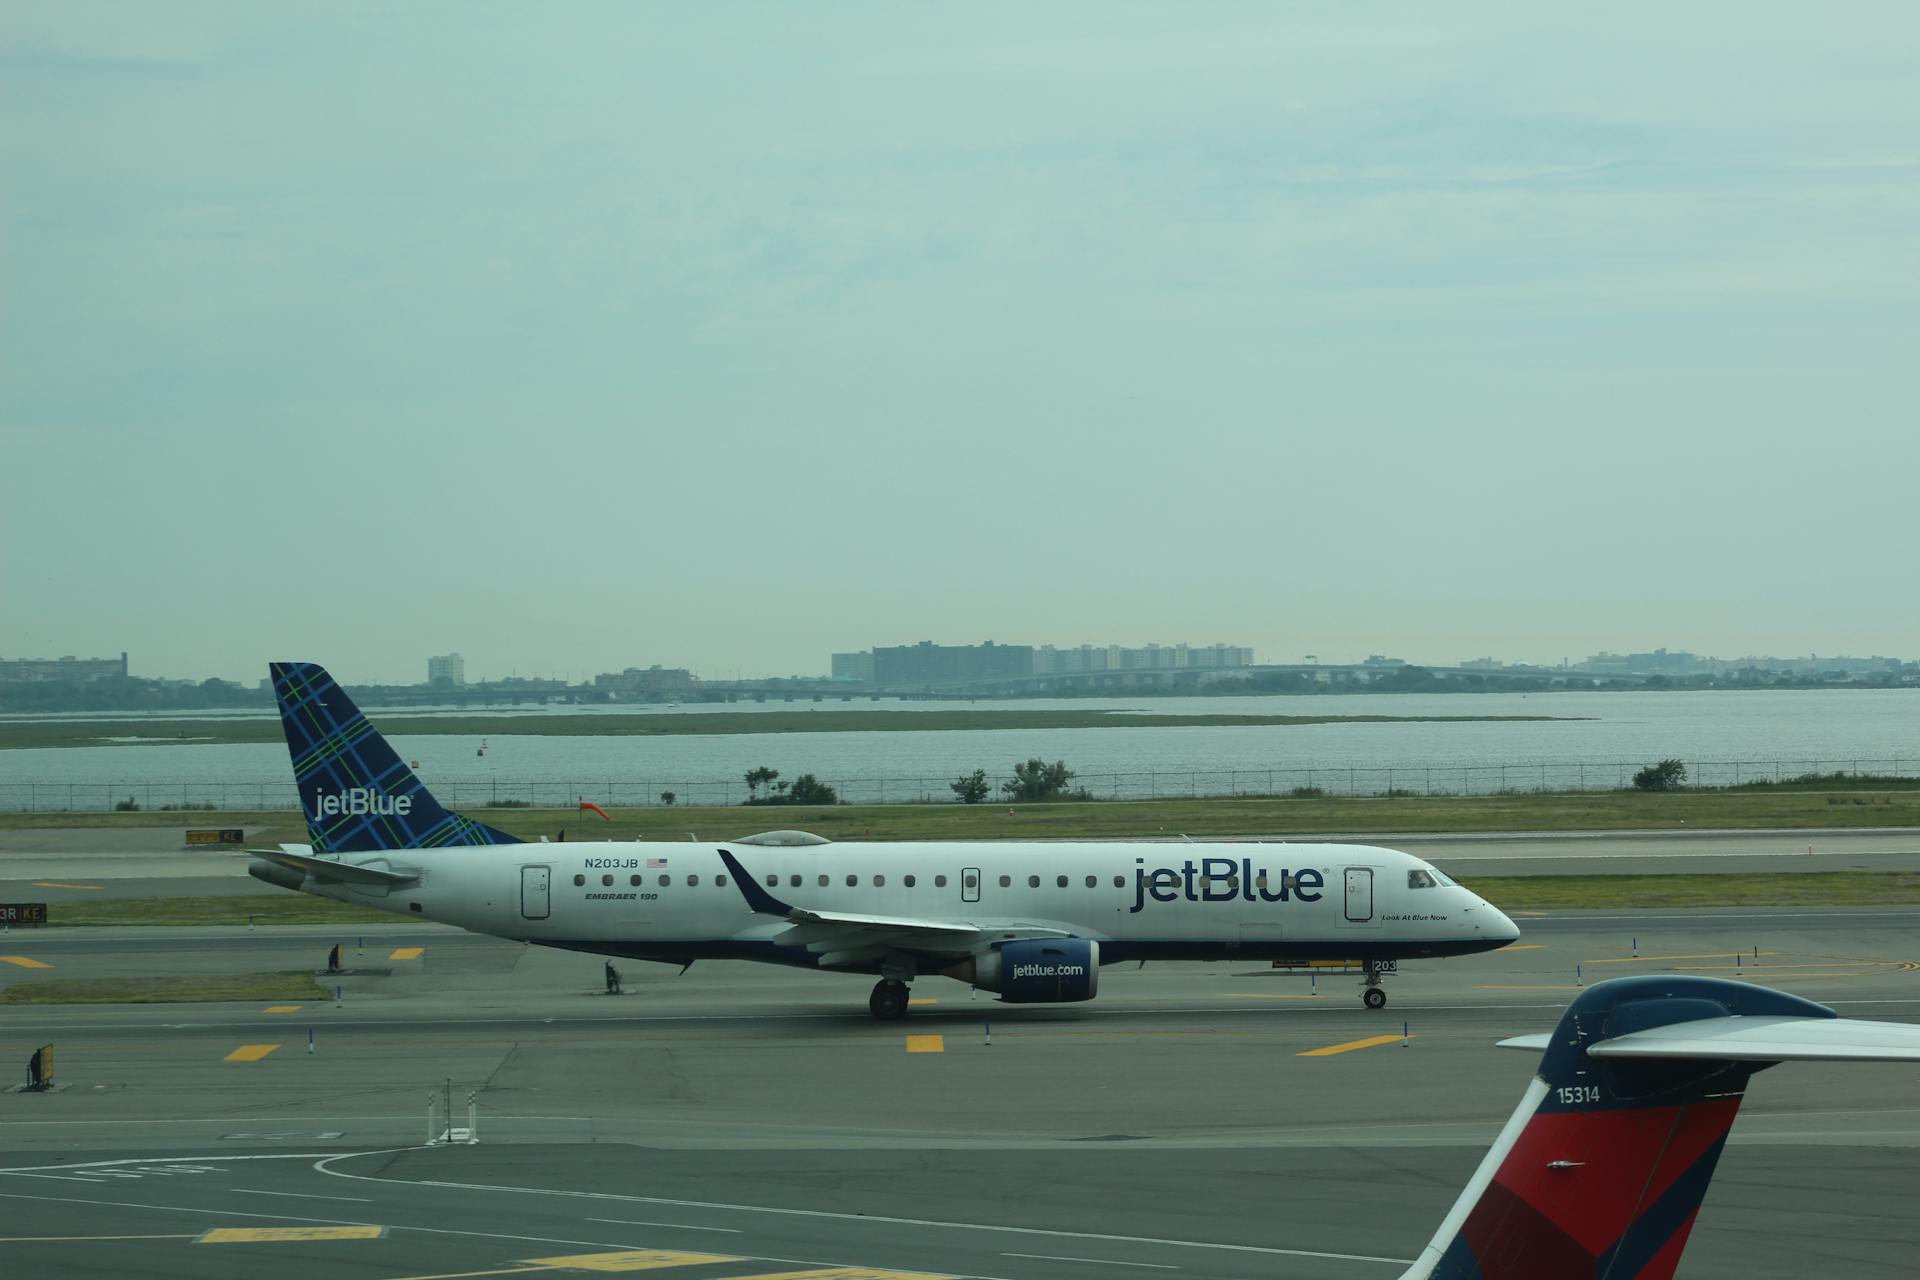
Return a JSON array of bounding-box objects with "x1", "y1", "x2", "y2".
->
[
  {"x1": 1363, "y1": 986, "x2": 1388, "y2": 1010},
  {"x1": 869, "y1": 979, "x2": 911, "y2": 1020}
]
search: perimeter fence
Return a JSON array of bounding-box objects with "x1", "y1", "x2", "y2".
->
[{"x1": 2, "y1": 757, "x2": 1912, "y2": 813}]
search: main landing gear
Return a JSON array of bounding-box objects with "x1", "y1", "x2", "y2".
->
[
  {"x1": 869, "y1": 978, "x2": 911, "y2": 1021},
  {"x1": 1360, "y1": 958, "x2": 1392, "y2": 1010}
]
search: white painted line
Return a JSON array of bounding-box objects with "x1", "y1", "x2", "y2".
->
[
  {"x1": 230, "y1": 1189, "x2": 374, "y2": 1203},
  {"x1": 313, "y1": 1153, "x2": 1413, "y2": 1266},
  {"x1": 1006, "y1": 1252, "x2": 1179, "y2": 1269},
  {"x1": 587, "y1": 1217, "x2": 743, "y2": 1234}
]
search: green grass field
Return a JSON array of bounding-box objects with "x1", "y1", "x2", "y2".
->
[
  {"x1": 4, "y1": 785, "x2": 1918, "y2": 847},
  {"x1": 0, "y1": 707, "x2": 1573, "y2": 750},
  {"x1": 0, "y1": 970, "x2": 333, "y2": 1005}
]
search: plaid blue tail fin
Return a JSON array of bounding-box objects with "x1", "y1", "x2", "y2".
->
[{"x1": 270, "y1": 661, "x2": 520, "y2": 853}]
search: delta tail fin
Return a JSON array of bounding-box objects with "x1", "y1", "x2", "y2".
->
[
  {"x1": 270, "y1": 661, "x2": 520, "y2": 853},
  {"x1": 1404, "y1": 976, "x2": 1920, "y2": 1280}
]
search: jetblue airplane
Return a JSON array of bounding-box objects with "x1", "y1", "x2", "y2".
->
[
  {"x1": 251, "y1": 662, "x2": 1519, "y2": 1018},
  {"x1": 1401, "y1": 974, "x2": 1920, "y2": 1279}
]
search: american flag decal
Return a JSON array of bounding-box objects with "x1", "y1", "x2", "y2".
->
[{"x1": 646, "y1": 857, "x2": 669, "y2": 869}]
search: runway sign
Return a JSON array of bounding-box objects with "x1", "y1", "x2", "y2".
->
[
  {"x1": 185, "y1": 829, "x2": 245, "y2": 845},
  {"x1": 0, "y1": 903, "x2": 48, "y2": 925}
]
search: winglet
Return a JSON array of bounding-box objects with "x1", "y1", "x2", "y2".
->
[{"x1": 718, "y1": 848, "x2": 795, "y2": 916}]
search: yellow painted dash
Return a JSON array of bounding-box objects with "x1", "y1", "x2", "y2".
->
[
  {"x1": 263, "y1": 1005, "x2": 302, "y2": 1014},
  {"x1": 524, "y1": 1250, "x2": 739, "y2": 1272},
  {"x1": 1, "y1": 956, "x2": 51, "y2": 969},
  {"x1": 1231, "y1": 993, "x2": 1320, "y2": 1000},
  {"x1": 389, "y1": 946, "x2": 426, "y2": 960},
  {"x1": 199, "y1": 1226, "x2": 384, "y2": 1242},
  {"x1": 907, "y1": 998, "x2": 938, "y2": 1006},
  {"x1": 1499, "y1": 944, "x2": 1548, "y2": 951},
  {"x1": 1298, "y1": 1033, "x2": 1409, "y2": 1057},
  {"x1": 1588, "y1": 951, "x2": 1777, "y2": 965},
  {"x1": 0, "y1": 1234, "x2": 197, "y2": 1242},
  {"x1": 905, "y1": 1034, "x2": 945, "y2": 1054},
  {"x1": 223, "y1": 1043, "x2": 281, "y2": 1063},
  {"x1": 31, "y1": 881, "x2": 101, "y2": 891}
]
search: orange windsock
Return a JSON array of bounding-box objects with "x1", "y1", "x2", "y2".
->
[{"x1": 578, "y1": 799, "x2": 611, "y2": 821}]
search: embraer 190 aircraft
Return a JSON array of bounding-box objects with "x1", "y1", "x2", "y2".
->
[{"x1": 251, "y1": 662, "x2": 1518, "y2": 1018}]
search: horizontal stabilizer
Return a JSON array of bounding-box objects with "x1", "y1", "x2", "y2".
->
[
  {"x1": 248, "y1": 847, "x2": 419, "y2": 887},
  {"x1": 1586, "y1": 1014, "x2": 1920, "y2": 1063},
  {"x1": 1496, "y1": 1033, "x2": 1551, "y2": 1053}
]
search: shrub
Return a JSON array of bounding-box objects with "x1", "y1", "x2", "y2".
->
[
  {"x1": 950, "y1": 770, "x2": 990, "y2": 804},
  {"x1": 1002, "y1": 758, "x2": 1076, "y2": 802},
  {"x1": 114, "y1": 796, "x2": 139, "y2": 812},
  {"x1": 1632, "y1": 759, "x2": 1688, "y2": 792}
]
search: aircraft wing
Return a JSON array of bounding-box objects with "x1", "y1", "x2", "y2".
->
[
  {"x1": 247, "y1": 846, "x2": 420, "y2": 888},
  {"x1": 1583, "y1": 1014, "x2": 1920, "y2": 1062},
  {"x1": 718, "y1": 848, "x2": 1067, "y2": 962}
]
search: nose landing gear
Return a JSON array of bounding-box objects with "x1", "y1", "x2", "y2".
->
[{"x1": 1360, "y1": 958, "x2": 1395, "y2": 1009}]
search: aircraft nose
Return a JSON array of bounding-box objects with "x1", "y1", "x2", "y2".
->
[{"x1": 1480, "y1": 901, "x2": 1521, "y2": 944}]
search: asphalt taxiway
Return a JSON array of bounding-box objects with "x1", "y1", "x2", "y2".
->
[{"x1": 4, "y1": 904, "x2": 1920, "y2": 1279}]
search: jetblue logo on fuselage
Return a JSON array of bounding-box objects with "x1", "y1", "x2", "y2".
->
[
  {"x1": 1130, "y1": 857, "x2": 1324, "y2": 914},
  {"x1": 314, "y1": 789, "x2": 413, "y2": 819}
]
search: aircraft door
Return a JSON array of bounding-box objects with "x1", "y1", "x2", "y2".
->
[
  {"x1": 962, "y1": 867, "x2": 981, "y2": 904},
  {"x1": 521, "y1": 865, "x2": 551, "y2": 920},
  {"x1": 1343, "y1": 867, "x2": 1374, "y2": 923}
]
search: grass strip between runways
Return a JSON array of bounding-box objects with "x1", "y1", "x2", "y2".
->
[{"x1": 0, "y1": 970, "x2": 334, "y2": 1005}]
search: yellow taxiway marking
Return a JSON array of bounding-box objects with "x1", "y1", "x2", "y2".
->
[
  {"x1": 390, "y1": 947, "x2": 426, "y2": 960},
  {"x1": 199, "y1": 1226, "x2": 385, "y2": 1242},
  {"x1": 223, "y1": 1043, "x2": 281, "y2": 1063},
  {"x1": 263, "y1": 1005, "x2": 302, "y2": 1013},
  {"x1": 907, "y1": 998, "x2": 938, "y2": 1006},
  {"x1": 1230, "y1": 993, "x2": 1320, "y2": 1000},
  {"x1": 1477, "y1": 984, "x2": 1582, "y2": 991},
  {"x1": 1298, "y1": 1033, "x2": 1409, "y2": 1057},
  {"x1": 0, "y1": 1234, "x2": 196, "y2": 1242},
  {"x1": 1510, "y1": 910, "x2": 1549, "y2": 917},
  {"x1": 1588, "y1": 951, "x2": 1777, "y2": 965},
  {"x1": 382, "y1": 1268, "x2": 548, "y2": 1280},
  {"x1": 905, "y1": 1034, "x2": 945, "y2": 1053},
  {"x1": 1499, "y1": 944, "x2": 1548, "y2": 951},
  {"x1": 728, "y1": 1268, "x2": 957, "y2": 1279},
  {"x1": 1, "y1": 955, "x2": 51, "y2": 969},
  {"x1": 31, "y1": 881, "x2": 101, "y2": 891},
  {"x1": 524, "y1": 1250, "x2": 739, "y2": 1272}
]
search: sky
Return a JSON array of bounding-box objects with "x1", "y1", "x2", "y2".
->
[{"x1": 3, "y1": 3, "x2": 1918, "y2": 685}]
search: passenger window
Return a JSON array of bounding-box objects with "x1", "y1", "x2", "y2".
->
[
  {"x1": 791, "y1": 874, "x2": 802, "y2": 888},
  {"x1": 1256, "y1": 873, "x2": 1268, "y2": 889},
  {"x1": 1226, "y1": 876, "x2": 1239, "y2": 892},
  {"x1": 716, "y1": 874, "x2": 727, "y2": 887},
  {"x1": 766, "y1": 874, "x2": 779, "y2": 887},
  {"x1": 904, "y1": 874, "x2": 916, "y2": 888},
  {"x1": 1028, "y1": 875, "x2": 1040, "y2": 888},
  {"x1": 1057, "y1": 875, "x2": 1069, "y2": 888},
  {"x1": 573, "y1": 874, "x2": 585, "y2": 887},
  {"x1": 1114, "y1": 875, "x2": 1124, "y2": 888},
  {"x1": 937, "y1": 875, "x2": 949, "y2": 888},
  {"x1": 658, "y1": 874, "x2": 670, "y2": 887},
  {"x1": 602, "y1": 874, "x2": 614, "y2": 887},
  {"x1": 687, "y1": 874, "x2": 700, "y2": 887},
  {"x1": 1085, "y1": 875, "x2": 1097, "y2": 888},
  {"x1": 999, "y1": 875, "x2": 1011, "y2": 888},
  {"x1": 630, "y1": 875, "x2": 641, "y2": 886},
  {"x1": 846, "y1": 874, "x2": 858, "y2": 887},
  {"x1": 818, "y1": 874, "x2": 829, "y2": 887},
  {"x1": 874, "y1": 874, "x2": 885, "y2": 887}
]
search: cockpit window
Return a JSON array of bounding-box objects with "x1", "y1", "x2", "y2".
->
[
  {"x1": 1408, "y1": 869, "x2": 1437, "y2": 889},
  {"x1": 1432, "y1": 870, "x2": 1457, "y2": 887}
]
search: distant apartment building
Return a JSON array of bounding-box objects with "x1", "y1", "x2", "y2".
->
[
  {"x1": 850, "y1": 640, "x2": 1254, "y2": 687},
  {"x1": 830, "y1": 651, "x2": 875, "y2": 682},
  {"x1": 0, "y1": 652, "x2": 129, "y2": 683},
  {"x1": 593, "y1": 665, "x2": 698, "y2": 699},
  {"x1": 426, "y1": 653, "x2": 466, "y2": 686}
]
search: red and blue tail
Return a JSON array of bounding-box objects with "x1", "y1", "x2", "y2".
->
[
  {"x1": 1405, "y1": 977, "x2": 1920, "y2": 1280},
  {"x1": 270, "y1": 661, "x2": 520, "y2": 854}
]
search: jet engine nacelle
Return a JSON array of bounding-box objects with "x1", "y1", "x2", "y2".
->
[{"x1": 960, "y1": 938, "x2": 1100, "y2": 1003}]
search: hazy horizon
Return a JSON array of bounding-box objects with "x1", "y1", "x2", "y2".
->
[{"x1": 6, "y1": 4, "x2": 1917, "y2": 686}]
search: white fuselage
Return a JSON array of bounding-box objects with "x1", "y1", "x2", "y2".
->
[{"x1": 284, "y1": 838, "x2": 1518, "y2": 972}]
